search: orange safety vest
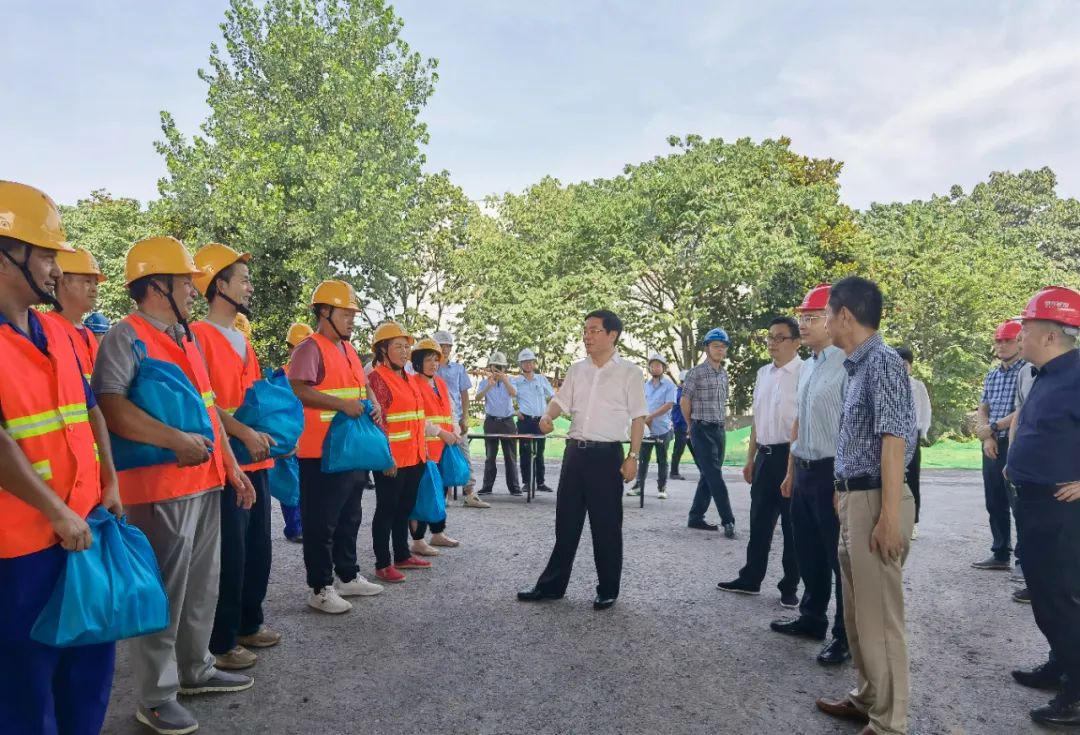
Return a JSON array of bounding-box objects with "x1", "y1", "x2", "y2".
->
[
  {"x1": 190, "y1": 321, "x2": 274, "y2": 473},
  {"x1": 294, "y1": 333, "x2": 367, "y2": 459},
  {"x1": 116, "y1": 314, "x2": 226, "y2": 505},
  {"x1": 0, "y1": 309, "x2": 101, "y2": 558},
  {"x1": 372, "y1": 364, "x2": 426, "y2": 469},
  {"x1": 41, "y1": 310, "x2": 99, "y2": 381},
  {"x1": 416, "y1": 374, "x2": 453, "y2": 463}
]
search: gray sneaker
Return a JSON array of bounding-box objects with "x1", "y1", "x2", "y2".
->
[
  {"x1": 179, "y1": 669, "x2": 254, "y2": 696},
  {"x1": 136, "y1": 700, "x2": 199, "y2": 734},
  {"x1": 971, "y1": 556, "x2": 1011, "y2": 570}
]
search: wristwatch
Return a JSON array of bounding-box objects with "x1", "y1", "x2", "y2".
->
[
  {"x1": 627, "y1": 451, "x2": 639, "y2": 460},
  {"x1": 990, "y1": 421, "x2": 1000, "y2": 434}
]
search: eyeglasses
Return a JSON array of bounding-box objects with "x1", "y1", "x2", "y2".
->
[
  {"x1": 764, "y1": 334, "x2": 798, "y2": 343},
  {"x1": 583, "y1": 327, "x2": 608, "y2": 336},
  {"x1": 798, "y1": 315, "x2": 825, "y2": 325}
]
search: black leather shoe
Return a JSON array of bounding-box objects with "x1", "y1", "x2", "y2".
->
[
  {"x1": 717, "y1": 579, "x2": 761, "y2": 595},
  {"x1": 537, "y1": 484, "x2": 554, "y2": 493},
  {"x1": 1031, "y1": 694, "x2": 1080, "y2": 728},
  {"x1": 770, "y1": 617, "x2": 826, "y2": 640},
  {"x1": 817, "y1": 637, "x2": 851, "y2": 665},
  {"x1": 688, "y1": 519, "x2": 719, "y2": 531},
  {"x1": 1013, "y1": 661, "x2": 1064, "y2": 691},
  {"x1": 593, "y1": 595, "x2": 617, "y2": 610},
  {"x1": 517, "y1": 587, "x2": 564, "y2": 602},
  {"x1": 669, "y1": 473, "x2": 685, "y2": 480},
  {"x1": 509, "y1": 489, "x2": 523, "y2": 496}
]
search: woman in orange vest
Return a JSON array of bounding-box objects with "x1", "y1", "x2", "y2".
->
[
  {"x1": 409, "y1": 338, "x2": 462, "y2": 556},
  {"x1": 366, "y1": 322, "x2": 448, "y2": 583},
  {"x1": 41, "y1": 246, "x2": 106, "y2": 380},
  {"x1": 0, "y1": 181, "x2": 121, "y2": 735}
]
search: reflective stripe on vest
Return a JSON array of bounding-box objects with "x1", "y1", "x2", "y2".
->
[
  {"x1": 417, "y1": 375, "x2": 454, "y2": 463},
  {"x1": 295, "y1": 333, "x2": 367, "y2": 459},
  {"x1": 373, "y1": 364, "x2": 426, "y2": 468}
]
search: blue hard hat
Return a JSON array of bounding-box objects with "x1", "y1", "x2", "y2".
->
[
  {"x1": 83, "y1": 311, "x2": 111, "y2": 335},
  {"x1": 702, "y1": 327, "x2": 730, "y2": 345}
]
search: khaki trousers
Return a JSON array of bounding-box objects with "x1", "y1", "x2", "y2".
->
[{"x1": 838, "y1": 486, "x2": 916, "y2": 735}]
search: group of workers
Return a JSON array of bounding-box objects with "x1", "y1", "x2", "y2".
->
[{"x1": 2, "y1": 176, "x2": 1079, "y2": 735}]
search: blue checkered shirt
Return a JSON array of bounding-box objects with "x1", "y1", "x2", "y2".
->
[
  {"x1": 980, "y1": 358, "x2": 1028, "y2": 437},
  {"x1": 834, "y1": 333, "x2": 917, "y2": 480}
]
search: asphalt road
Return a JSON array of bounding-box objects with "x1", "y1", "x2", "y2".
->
[{"x1": 102, "y1": 465, "x2": 1050, "y2": 735}]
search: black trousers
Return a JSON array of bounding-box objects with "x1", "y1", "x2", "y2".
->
[
  {"x1": 636, "y1": 431, "x2": 672, "y2": 489},
  {"x1": 907, "y1": 444, "x2": 922, "y2": 523},
  {"x1": 791, "y1": 458, "x2": 846, "y2": 640},
  {"x1": 411, "y1": 518, "x2": 447, "y2": 538},
  {"x1": 737, "y1": 446, "x2": 799, "y2": 595},
  {"x1": 517, "y1": 415, "x2": 546, "y2": 486},
  {"x1": 372, "y1": 462, "x2": 424, "y2": 569},
  {"x1": 671, "y1": 426, "x2": 693, "y2": 472},
  {"x1": 210, "y1": 469, "x2": 271, "y2": 654},
  {"x1": 535, "y1": 442, "x2": 624, "y2": 599},
  {"x1": 299, "y1": 460, "x2": 365, "y2": 592},
  {"x1": 482, "y1": 416, "x2": 520, "y2": 492},
  {"x1": 981, "y1": 435, "x2": 1014, "y2": 561},
  {"x1": 1016, "y1": 487, "x2": 1080, "y2": 698}
]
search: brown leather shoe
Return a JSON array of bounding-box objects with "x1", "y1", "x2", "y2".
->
[{"x1": 815, "y1": 697, "x2": 869, "y2": 723}]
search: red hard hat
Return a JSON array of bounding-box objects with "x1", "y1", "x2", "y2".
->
[
  {"x1": 994, "y1": 321, "x2": 1022, "y2": 341},
  {"x1": 1021, "y1": 286, "x2": 1080, "y2": 328},
  {"x1": 796, "y1": 283, "x2": 831, "y2": 312}
]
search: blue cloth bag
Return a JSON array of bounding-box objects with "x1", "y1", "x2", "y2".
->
[
  {"x1": 438, "y1": 444, "x2": 471, "y2": 486},
  {"x1": 110, "y1": 339, "x2": 214, "y2": 471},
  {"x1": 320, "y1": 402, "x2": 394, "y2": 474},
  {"x1": 229, "y1": 371, "x2": 304, "y2": 465},
  {"x1": 31, "y1": 507, "x2": 169, "y2": 647},
  {"x1": 268, "y1": 454, "x2": 300, "y2": 506},
  {"x1": 410, "y1": 460, "x2": 447, "y2": 523}
]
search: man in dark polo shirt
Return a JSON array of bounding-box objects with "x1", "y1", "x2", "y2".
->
[{"x1": 1006, "y1": 285, "x2": 1080, "y2": 730}]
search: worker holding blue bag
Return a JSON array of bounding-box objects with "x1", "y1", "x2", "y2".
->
[
  {"x1": 94, "y1": 236, "x2": 257, "y2": 735},
  {"x1": 192, "y1": 243, "x2": 283, "y2": 672},
  {"x1": 272, "y1": 322, "x2": 314, "y2": 543},
  {"x1": 0, "y1": 181, "x2": 123, "y2": 735},
  {"x1": 288, "y1": 281, "x2": 385, "y2": 614}
]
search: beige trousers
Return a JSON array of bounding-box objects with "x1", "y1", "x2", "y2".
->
[{"x1": 838, "y1": 486, "x2": 916, "y2": 735}]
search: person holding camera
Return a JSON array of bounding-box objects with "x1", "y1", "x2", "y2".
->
[{"x1": 476, "y1": 352, "x2": 521, "y2": 496}]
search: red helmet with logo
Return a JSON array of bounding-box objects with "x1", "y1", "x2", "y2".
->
[
  {"x1": 1021, "y1": 286, "x2": 1080, "y2": 328},
  {"x1": 994, "y1": 320, "x2": 1022, "y2": 341},
  {"x1": 796, "y1": 283, "x2": 831, "y2": 312}
]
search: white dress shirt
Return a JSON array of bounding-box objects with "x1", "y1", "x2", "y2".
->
[
  {"x1": 751, "y1": 356, "x2": 803, "y2": 445},
  {"x1": 553, "y1": 352, "x2": 648, "y2": 442},
  {"x1": 910, "y1": 376, "x2": 932, "y2": 439}
]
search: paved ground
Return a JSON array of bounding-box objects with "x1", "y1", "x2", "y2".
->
[{"x1": 104, "y1": 463, "x2": 1050, "y2": 735}]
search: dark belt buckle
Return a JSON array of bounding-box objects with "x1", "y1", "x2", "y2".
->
[
  {"x1": 759, "y1": 444, "x2": 773, "y2": 456},
  {"x1": 576, "y1": 440, "x2": 590, "y2": 450}
]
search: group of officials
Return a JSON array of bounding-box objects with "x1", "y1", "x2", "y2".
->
[{"x1": 3, "y1": 177, "x2": 1079, "y2": 735}]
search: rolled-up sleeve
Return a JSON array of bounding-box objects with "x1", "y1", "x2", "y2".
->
[
  {"x1": 91, "y1": 321, "x2": 139, "y2": 396},
  {"x1": 682, "y1": 368, "x2": 698, "y2": 401},
  {"x1": 873, "y1": 355, "x2": 914, "y2": 439}
]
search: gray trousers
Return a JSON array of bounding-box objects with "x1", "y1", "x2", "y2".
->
[{"x1": 126, "y1": 489, "x2": 223, "y2": 708}]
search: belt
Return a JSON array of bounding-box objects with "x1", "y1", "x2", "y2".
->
[
  {"x1": 486, "y1": 415, "x2": 514, "y2": 421},
  {"x1": 1013, "y1": 482, "x2": 1059, "y2": 496},
  {"x1": 756, "y1": 442, "x2": 790, "y2": 456},
  {"x1": 691, "y1": 419, "x2": 724, "y2": 427},
  {"x1": 794, "y1": 456, "x2": 834, "y2": 470},
  {"x1": 834, "y1": 475, "x2": 909, "y2": 492},
  {"x1": 519, "y1": 414, "x2": 542, "y2": 421},
  {"x1": 570, "y1": 440, "x2": 622, "y2": 450}
]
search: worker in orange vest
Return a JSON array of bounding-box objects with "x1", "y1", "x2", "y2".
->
[
  {"x1": 409, "y1": 337, "x2": 463, "y2": 556},
  {"x1": 278, "y1": 322, "x2": 313, "y2": 542},
  {"x1": 192, "y1": 244, "x2": 281, "y2": 673},
  {"x1": 288, "y1": 281, "x2": 384, "y2": 614},
  {"x1": 367, "y1": 322, "x2": 439, "y2": 583},
  {"x1": 40, "y1": 246, "x2": 106, "y2": 379},
  {"x1": 0, "y1": 181, "x2": 122, "y2": 735},
  {"x1": 93, "y1": 236, "x2": 256, "y2": 735}
]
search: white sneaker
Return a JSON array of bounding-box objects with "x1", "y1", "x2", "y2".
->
[
  {"x1": 308, "y1": 587, "x2": 352, "y2": 613},
  {"x1": 658, "y1": 490, "x2": 668, "y2": 499},
  {"x1": 334, "y1": 575, "x2": 384, "y2": 597},
  {"x1": 910, "y1": 523, "x2": 919, "y2": 541},
  {"x1": 463, "y1": 493, "x2": 491, "y2": 509}
]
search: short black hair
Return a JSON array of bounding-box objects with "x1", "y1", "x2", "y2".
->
[
  {"x1": 894, "y1": 346, "x2": 914, "y2": 364},
  {"x1": 828, "y1": 276, "x2": 883, "y2": 330},
  {"x1": 0, "y1": 235, "x2": 28, "y2": 255},
  {"x1": 585, "y1": 309, "x2": 623, "y2": 339},
  {"x1": 768, "y1": 315, "x2": 800, "y2": 339},
  {"x1": 205, "y1": 262, "x2": 239, "y2": 302},
  {"x1": 128, "y1": 275, "x2": 157, "y2": 304},
  {"x1": 410, "y1": 347, "x2": 440, "y2": 374}
]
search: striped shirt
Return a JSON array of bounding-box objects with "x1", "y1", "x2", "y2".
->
[
  {"x1": 682, "y1": 361, "x2": 729, "y2": 424},
  {"x1": 834, "y1": 333, "x2": 916, "y2": 480},
  {"x1": 980, "y1": 359, "x2": 1027, "y2": 436},
  {"x1": 792, "y1": 345, "x2": 847, "y2": 461}
]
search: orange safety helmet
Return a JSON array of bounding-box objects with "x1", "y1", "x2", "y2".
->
[
  {"x1": 371, "y1": 321, "x2": 415, "y2": 349},
  {"x1": 57, "y1": 247, "x2": 107, "y2": 283},
  {"x1": 796, "y1": 283, "x2": 831, "y2": 312},
  {"x1": 193, "y1": 243, "x2": 251, "y2": 296},
  {"x1": 413, "y1": 337, "x2": 442, "y2": 354},
  {"x1": 124, "y1": 236, "x2": 201, "y2": 285},
  {"x1": 1020, "y1": 286, "x2": 1080, "y2": 328},
  {"x1": 287, "y1": 322, "x2": 313, "y2": 347},
  {"x1": 311, "y1": 280, "x2": 359, "y2": 310},
  {"x1": 0, "y1": 181, "x2": 75, "y2": 252}
]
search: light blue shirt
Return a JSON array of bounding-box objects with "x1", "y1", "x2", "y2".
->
[
  {"x1": 512, "y1": 373, "x2": 554, "y2": 416},
  {"x1": 644, "y1": 376, "x2": 677, "y2": 436},
  {"x1": 478, "y1": 378, "x2": 514, "y2": 418},
  {"x1": 792, "y1": 345, "x2": 848, "y2": 461},
  {"x1": 436, "y1": 362, "x2": 472, "y2": 421}
]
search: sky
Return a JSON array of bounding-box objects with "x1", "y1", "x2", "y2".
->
[{"x1": 5, "y1": 0, "x2": 1080, "y2": 209}]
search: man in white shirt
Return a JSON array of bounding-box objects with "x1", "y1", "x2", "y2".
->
[
  {"x1": 517, "y1": 310, "x2": 647, "y2": 610},
  {"x1": 719, "y1": 316, "x2": 803, "y2": 605},
  {"x1": 896, "y1": 347, "x2": 931, "y2": 540}
]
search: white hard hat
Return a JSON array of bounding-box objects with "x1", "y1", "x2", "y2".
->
[
  {"x1": 432, "y1": 330, "x2": 454, "y2": 345},
  {"x1": 647, "y1": 352, "x2": 667, "y2": 366},
  {"x1": 518, "y1": 348, "x2": 537, "y2": 362},
  {"x1": 488, "y1": 351, "x2": 508, "y2": 367},
  {"x1": 679, "y1": 369, "x2": 689, "y2": 381}
]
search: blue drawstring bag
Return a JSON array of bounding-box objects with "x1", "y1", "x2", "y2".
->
[
  {"x1": 320, "y1": 401, "x2": 394, "y2": 474},
  {"x1": 268, "y1": 454, "x2": 300, "y2": 507},
  {"x1": 31, "y1": 506, "x2": 169, "y2": 647},
  {"x1": 110, "y1": 340, "x2": 215, "y2": 471},
  {"x1": 410, "y1": 460, "x2": 447, "y2": 523},
  {"x1": 438, "y1": 444, "x2": 471, "y2": 486},
  {"x1": 229, "y1": 371, "x2": 304, "y2": 465}
]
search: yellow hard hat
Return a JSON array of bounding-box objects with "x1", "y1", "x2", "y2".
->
[
  {"x1": 233, "y1": 312, "x2": 251, "y2": 338},
  {"x1": 372, "y1": 321, "x2": 415, "y2": 349},
  {"x1": 0, "y1": 181, "x2": 75, "y2": 252},
  {"x1": 287, "y1": 322, "x2": 313, "y2": 347},
  {"x1": 311, "y1": 280, "x2": 359, "y2": 310},
  {"x1": 56, "y1": 247, "x2": 106, "y2": 283},
  {"x1": 125, "y1": 236, "x2": 201, "y2": 285},
  {"x1": 193, "y1": 242, "x2": 251, "y2": 296},
  {"x1": 413, "y1": 337, "x2": 442, "y2": 353}
]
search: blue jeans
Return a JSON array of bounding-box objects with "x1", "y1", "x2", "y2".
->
[
  {"x1": 687, "y1": 421, "x2": 735, "y2": 526},
  {"x1": 981, "y1": 435, "x2": 1013, "y2": 561}
]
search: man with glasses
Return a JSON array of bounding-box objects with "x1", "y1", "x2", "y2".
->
[{"x1": 718, "y1": 317, "x2": 803, "y2": 604}]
